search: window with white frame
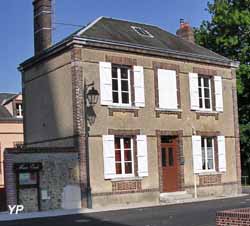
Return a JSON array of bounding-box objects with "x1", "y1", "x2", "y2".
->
[
  {"x1": 16, "y1": 103, "x2": 23, "y2": 118},
  {"x1": 114, "y1": 137, "x2": 134, "y2": 176},
  {"x1": 201, "y1": 137, "x2": 215, "y2": 171},
  {"x1": 112, "y1": 66, "x2": 131, "y2": 105},
  {"x1": 198, "y1": 76, "x2": 212, "y2": 111}
]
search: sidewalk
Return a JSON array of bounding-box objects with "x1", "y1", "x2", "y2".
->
[{"x1": 0, "y1": 194, "x2": 247, "y2": 222}]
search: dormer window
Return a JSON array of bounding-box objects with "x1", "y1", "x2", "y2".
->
[
  {"x1": 16, "y1": 103, "x2": 23, "y2": 118},
  {"x1": 131, "y1": 26, "x2": 154, "y2": 38}
]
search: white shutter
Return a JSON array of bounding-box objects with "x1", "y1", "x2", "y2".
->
[
  {"x1": 189, "y1": 73, "x2": 199, "y2": 110},
  {"x1": 99, "y1": 62, "x2": 112, "y2": 105},
  {"x1": 134, "y1": 66, "x2": 145, "y2": 107},
  {"x1": 158, "y1": 69, "x2": 178, "y2": 109},
  {"x1": 218, "y1": 136, "x2": 226, "y2": 172},
  {"x1": 214, "y1": 76, "x2": 224, "y2": 112},
  {"x1": 102, "y1": 135, "x2": 116, "y2": 179},
  {"x1": 137, "y1": 135, "x2": 148, "y2": 177},
  {"x1": 192, "y1": 136, "x2": 202, "y2": 173}
]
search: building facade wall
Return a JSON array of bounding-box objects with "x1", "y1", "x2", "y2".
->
[
  {"x1": 16, "y1": 44, "x2": 241, "y2": 210},
  {"x1": 80, "y1": 47, "x2": 239, "y2": 201},
  {"x1": 0, "y1": 123, "x2": 23, "y2": 186},
  {"x1": 22, "y1": 51, "x2": 74, "y2": 147}
]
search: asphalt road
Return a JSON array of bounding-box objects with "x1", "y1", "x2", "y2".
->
[{"x1": 2, "y1": 195, "x2": 250, "y2": 226}]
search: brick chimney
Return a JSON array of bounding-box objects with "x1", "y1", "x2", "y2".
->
[
  {"x1": 176, "y1": 19, "x2": 195, "y2": 43},
  {"x1": 33, "y1": 0, "x2": 52, "y2": 55}
]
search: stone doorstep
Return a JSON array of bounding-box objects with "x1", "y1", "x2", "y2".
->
[
  {"x1": 160, "y1": 191, "x2": 193, "y2": 203},
  {"x1": 0, "y1": 194, "x2": 247, "y2": 222}
]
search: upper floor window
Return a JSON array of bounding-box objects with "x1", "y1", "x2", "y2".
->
[
  {"x1": 16, "y1": 103, "x2": 23, "y2": 118},
  {"x1": 112, "y1": 66, "x2": 131, "y2": 106},
  {"x1": 198, "y1": 76, "x2": 212, "y2": 111},
  {"x1": 99, "y1": 62, "x2": 145, "y2": 108},
  {"x1": 201, "y1": 137, "x2": 215, "y2": 171}
]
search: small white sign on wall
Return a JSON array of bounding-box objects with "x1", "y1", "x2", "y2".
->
[{"x1": 41, "y1": 190, "x2": 50, "y2": 200}]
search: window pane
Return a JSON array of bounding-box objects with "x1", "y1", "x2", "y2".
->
[
  {"x1": 202, "y1": 148, "x2": 206, "y2": 170},
  {"x1": 116, "y1": 163, "x2": 122, "y2": 174},
  {"x1": 199, "y1": 98, "x2": 203, "y2": 108},
  {"x1": 199, "y1": 88, "x2": 202, "y2": 98},
  {"x1": 204, "y1": 88, "x2": 210, "y2": 98},
  {"x1": 201, "y1": 138, "x2": 205, "y2": 148},
  {"x1": 125, "y1": 162, "x2": 132, "y2": 174},
  {"x1": 124, "y1": 149, "x2": 132, "y2": 161},
  {"x1": 115, "y1": 137, "x2": 120, "y2": 149},
  {"x1": 121, "y1": 68, "x2": 128, "y2": 79},
  {"x1": 168, "y1": 148, "x2": 174, "y2": 166},
  {"x1": 207, "y1": 148, "x2": 213, "y2": 158},
  {"x1": 122, "y1": 92, "x2": 129, "y2": 104},
  {"x1": 121, "y1": 80, "x2": 129, "y2": 91},
  {"x1": 112, "y1": 67, "x2": 118, "y2": 78},
  {"x1": 207, "y1": 159, "x2": 214, "y2": 170},
  {"x1": 207, "y1": 138, "x2": 213, "y2": 147},
  {"x1": 124, "y1": 138, "x2": 131, "y2": 149},
  {"x1": 205, "y1": 99, "x2": 211, "y2": 109},
  {"x1": 112, "y1": 92, "x2": 119, "y2": 103},
  {"x1": 112, "y1": 79, "x2": 118, "y2": 91},
  {"x1": 198, "y1": 77, "x2": 202, "y2": 86},
  {"x1": 204, "y1": 78, "x2": 209, "y2": 87},
  {"x1": 115, "y1": 150, "x2": 121, "y2": 161},
  {"x1": 161, "y1": 148, "x2": 166, "y2": 167}
]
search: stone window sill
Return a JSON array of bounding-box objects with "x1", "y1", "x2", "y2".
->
[
  {"x1": 155, "y1": 108, "x2": 182, "y2": 119},
  {"x1": 108, "y1": 105, "x2": 140, "y2": 117},
  {"x1": 111, "y1": 176, "x2": 142, "y2": 182},
  {"x1": 197, "y1": 171, "x2": 223, "y2": 176},
  {"x1": 195, "y1": 110, "x2": 219, "y2": 120}
]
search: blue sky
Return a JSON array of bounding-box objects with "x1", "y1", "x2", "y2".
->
[{"x1": 1, "y1": 0, "x2": 211, "y2": 93}]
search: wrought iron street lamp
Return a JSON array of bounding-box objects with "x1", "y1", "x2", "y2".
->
[{"x1": 83, "y1": 80, "x2": 99, "y2": 209}]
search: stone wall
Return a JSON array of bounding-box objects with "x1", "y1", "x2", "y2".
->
[
  {"x1": 216, "y1": 208, "x2": 250, "y2": 226},
  {"x1": 4, "y1": 149, "x2": 80, "y2": 212}
]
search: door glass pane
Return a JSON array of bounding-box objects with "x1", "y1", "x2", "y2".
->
[
  {"x1": 168, "y1": 148, "x2": 174, "y2": 166},
  {"x1": 161, "y1": 148, "x2": 166, "y2": 167}
]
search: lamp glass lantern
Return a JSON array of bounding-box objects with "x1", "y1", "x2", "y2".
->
[{"x1": 86, "y1": 87, "x2": 99, "y2": 105}]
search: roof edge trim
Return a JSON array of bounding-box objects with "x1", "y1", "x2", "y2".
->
[{"x1": 77, "y1": 16, "x2": 104, "y2": 36}]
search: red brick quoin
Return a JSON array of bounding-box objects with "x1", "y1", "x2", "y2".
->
[{"x1": 216, "y1": 208, "x2": 250, "y2": 226}]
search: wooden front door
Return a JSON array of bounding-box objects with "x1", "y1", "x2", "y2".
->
[{"x1": 161, "y1": 138, "x2": 179, "y2": 192}]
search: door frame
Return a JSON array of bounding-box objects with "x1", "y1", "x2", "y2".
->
[{"x1": 156, "y1": 130, "x2": 184, "y2": 193}]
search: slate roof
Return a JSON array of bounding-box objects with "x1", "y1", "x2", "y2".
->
[
  {"x1": 0, "y1": 93, "x2": 22, "y2": 121},
  {"x1": 76, "y1": 17, "x2": 229, "y2": 63}
]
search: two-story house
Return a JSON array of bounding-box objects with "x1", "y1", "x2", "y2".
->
[
  {"x1": 0, "y1": 93, "x2": 23, "y2": 211},
  {"x1": 5, "y1": 0, "x2": 241, "y2": 212}
]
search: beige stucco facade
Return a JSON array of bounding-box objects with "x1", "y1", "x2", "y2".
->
[{"x1": 9, "y1": 42, "x2": 240, "y2": 211}]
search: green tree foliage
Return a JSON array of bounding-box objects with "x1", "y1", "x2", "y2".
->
[{"x1": 194, "y1": 0, "x2": 250, "y2": 181}]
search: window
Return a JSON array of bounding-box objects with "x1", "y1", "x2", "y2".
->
[
  {"x1": 112, "y1": 66, "x2": 131, "y2": 105},
  {"x1": 198, "y1": 76, "x2": 212, "y2": 111},
  {"x1": 131, "y1": 26, "x2": 154, "y2": 38},
  {"x1": 201, "y1": 137, "x2": 215, "y2": 171},
  {"x1": 16, "y1": 103, "x2": 23, "y2": 118},
  {"x1": 115, "y1": 137, "x2": 134, "y2": 176},
  {"x1": 19, "y1": 172, "x2": 38, "y2": 186}
]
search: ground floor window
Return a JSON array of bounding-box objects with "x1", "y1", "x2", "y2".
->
[
  {"x1": 201, "y1": 137, "x2": 215, "y2": 171},
  {"x1": 115, "y1": 137, "x2": 134, "y2": 176}
]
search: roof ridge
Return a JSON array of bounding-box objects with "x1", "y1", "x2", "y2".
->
[{"x1": 77, "y1": 16, "x2": 104, "y2": 36}]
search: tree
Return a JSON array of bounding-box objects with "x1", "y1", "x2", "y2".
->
[{"x1": 194, "y1": 0, "x2": 250, "y2": 182}]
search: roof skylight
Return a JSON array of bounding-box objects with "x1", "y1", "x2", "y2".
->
[{"x1": 131, "y1": 26, "x2": 154, "y2": 38}]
